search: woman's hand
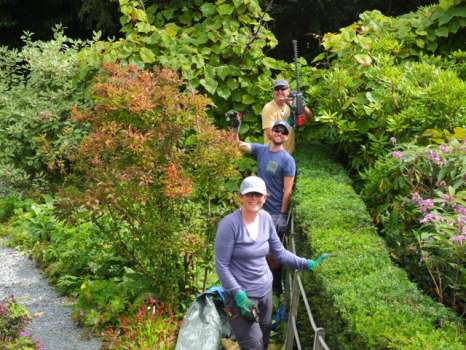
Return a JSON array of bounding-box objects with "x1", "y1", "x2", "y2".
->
[
  {"x1": 234, "y1": 290, "x2": 255, "y2": 319},
  {"x1": 307, "y1": 253, "x2": 331, "y2": 271}
]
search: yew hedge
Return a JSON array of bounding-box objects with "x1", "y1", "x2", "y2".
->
[{"x1": 293, "y1": 144, "x2": 465, "y2": 350}]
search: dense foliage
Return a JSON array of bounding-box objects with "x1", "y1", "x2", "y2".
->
[
  {"x1": 0, "y1": 28, "x2": 92, "y2": 196},
  {"x1": 362, "y1": 139, "x2": 466, "y2": 314},
  {"x1": 305, "y1": 1, "x2": 466, "y2": 173},
  {"x1": 293, "y1": 144, "x2": 465, "y2": 349},
  {"x1": 77, "y1": 0, "x2": 293, "y2": 140}
]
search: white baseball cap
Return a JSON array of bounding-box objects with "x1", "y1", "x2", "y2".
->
[{"x1": 239, "y1": 176, "x2": 267, "y2": 195}]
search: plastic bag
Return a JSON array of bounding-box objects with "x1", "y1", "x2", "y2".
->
[{"x1": 175, "y1": 288, "x2": 232, "y2": 350}]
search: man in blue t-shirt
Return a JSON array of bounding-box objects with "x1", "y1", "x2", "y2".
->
[{"x1": 237, "y1": 120, "x2": 296, "y2": 233}]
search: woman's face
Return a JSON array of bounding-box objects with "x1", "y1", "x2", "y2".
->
[{"x1": 239, "y1": 192, "x2": 266, "y2": 213}]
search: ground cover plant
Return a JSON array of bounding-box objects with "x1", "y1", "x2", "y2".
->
[
  {"x1": 102, "y1": 297, "x2": 178, "y2": 350},
  {"x1": 292, "y1": 144, "x2": 465, "y2": 349},
  {"x1": 0, "y1": 296, "x2": 41, "y2": 350}
]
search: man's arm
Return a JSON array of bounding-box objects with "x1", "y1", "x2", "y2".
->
[
  {"x1": 239, "y1": 140, "x2": 252, "y2": 153},
  {"x1": 281, "y1": 176, "x2": 295, "y2": 213},
  {"x1": 232, "y1": 131, "x2": 252, "y2": 153}
]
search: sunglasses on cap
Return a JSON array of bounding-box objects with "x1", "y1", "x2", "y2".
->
[
  {"x1": 272, "y1": 127, "x2": 288, "y2": 135},
  {"x1": 274, "y1": 86, "x2": 288, "y2": 91}
]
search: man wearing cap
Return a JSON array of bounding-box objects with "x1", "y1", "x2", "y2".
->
[
  {"x1": 237, "y1": 119, "x2": 295, "y2": 234},
  {"x1": 261, "y1": 79, "x2": 312, "y2": 154}
]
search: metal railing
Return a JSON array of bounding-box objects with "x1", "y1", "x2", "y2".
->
[{"x1": 283, "y1": 211, "x2": 330, "y2": 350}]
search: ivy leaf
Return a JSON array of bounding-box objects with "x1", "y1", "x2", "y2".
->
[
  {"x1": 354, "y1": 54, "x2": 372, "y2": 66},
  {"x1": 416, "y1": 39, "x2": 425, "y2": 48},
  {"x1": 136, "y1": 22, "x2": 154, "y2": 33},
  {"x1": 217, "y1": 4, "x2": 234, "y2": 16},
  {"x1": 139, "y1": 47, "x2": 155, "y2": 63},
  {"x1": 226, "y1": 79, "x2": 239, "y2": 90}
]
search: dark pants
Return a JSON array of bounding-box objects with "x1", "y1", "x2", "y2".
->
[
  {"x1": 225, "y1": 290, "x2": 273, "y2": 350},
  {"x1": 268, "y1": 213, "x2": 289, "y2": 294}
]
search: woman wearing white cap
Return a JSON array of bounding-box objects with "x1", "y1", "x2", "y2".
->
[{"x1": 214, "y1": 176, "x2": 329, "y2": 350}]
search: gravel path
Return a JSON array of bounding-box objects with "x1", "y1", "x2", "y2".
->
[{"x1": 0, "y1": 240, "x2": 102, "y2": 350}]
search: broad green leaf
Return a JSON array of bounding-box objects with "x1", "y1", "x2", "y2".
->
[
  {"x1": 165, "y1": 23, "x2": 180, "y2": 37},
  {"x1": 453, "y1": 127, "x2": 466, "y2": 139},
  {"x1": 136, "y1": 22, "x2": 153, "y2": 33},
  {"x1": 215, "y1": 66, "x2": 231, "y2": 80},
  {"x1": 216, "y1": 85, "x2": 231, "y2": 100},
  {"x1": 436, "y1": 12, "x2": 454, "y2": 26},
  {"x1": 217, "y1": 4, "x2": 234, "y2": 16},
  {"x1": 354, "y1": 54, "x2": 372, "y2": 66},
  {"x1": 161, "y1": 8, "x2": 175, "y2": 21},
  {"x1": 242, "y1": 94, "x2": 254, "y2": 105},
  {"x1": 435, "y1": 26, "x2": 450, "y2": 37},
  {"x1": 200, "y1": 3, "x2": 216, "y2": 16},
  {"x1": 139, "y1": 47, "x2": 155, "y2": 63},
  {"x1": 200, "y1": 77, "x2": 218, "y2": 94},
  {"x1": 134, "y1": 9, "x2": 147, "y2": 21},
  {"x1": 263, "y1": 57, "x2": 282, "y2": 70},
  {"x1": 311, "y1": 52, "x2": 326, "y2": 63},
  {"x1": 226, "y1": 79, "x2": 239, "y2": 90},
  {"x1": 416, "y1": 39, "x2": 425, "y2": 48}
]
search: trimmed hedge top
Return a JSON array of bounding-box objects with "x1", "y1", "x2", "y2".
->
[{"x1": 293, "y1": 144, "x2": 465, "y2": 350}]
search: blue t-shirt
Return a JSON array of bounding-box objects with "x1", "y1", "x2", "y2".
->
[{"x1": 251, "y1": 144, "x2": 296, "y2": 214}]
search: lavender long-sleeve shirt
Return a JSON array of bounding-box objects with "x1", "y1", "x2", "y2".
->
[{"x1": 214, "y1": 209, "x2": 308, "y2": 298}]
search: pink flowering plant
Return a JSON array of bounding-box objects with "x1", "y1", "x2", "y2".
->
[
  {"x1": 0, "y1": 296, "x2": 41, "y2": 349},
  {"x1": 362, "y1": 139, "x2": 465, "y2": 315}
]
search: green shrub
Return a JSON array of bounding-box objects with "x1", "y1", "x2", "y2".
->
[
  {"x1": 361, "y1": 139, "x2": 465, "y2": 315},
  {"x1": 305, "y1": 5, "x2": 466, "y2": 174},
  {"x1": 0, "y1": 26, "x2": 93, "y2": 193},
  {"x1": 4, "y1": 198, "x2": 156, "y2": 330},
  {"x1": 60, "y1": 63, "x2": 241, "y2": 306},
  {"x1": 293, "y1": 144, "x2": 465, "y2": 349}
]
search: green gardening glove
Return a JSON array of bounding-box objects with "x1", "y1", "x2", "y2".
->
[
  {"x1": 307, "y1": 253, "x2": 331, "y2": 271},
  {"x1": 234, "y1": 290, "x2": 254, "y2": 319}
]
